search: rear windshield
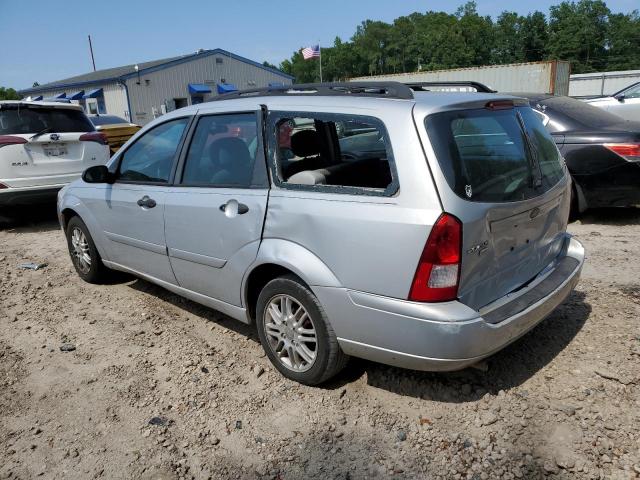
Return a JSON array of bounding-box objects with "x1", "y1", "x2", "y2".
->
[
  {"x1": 0, "y1": 105, "x2": 95, "y2": 135},
  {"x1": 425, "y1": 106, "x2": 565, "y2": 203},
  {"x1": 90, "y1": 115, "x2": 128, "y2": 126}
]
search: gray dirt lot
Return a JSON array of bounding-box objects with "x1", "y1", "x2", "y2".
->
[{"x1": 1, "y1": 205, "x2": 639, "y2": 480}]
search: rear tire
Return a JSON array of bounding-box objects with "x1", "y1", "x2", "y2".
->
[
  {"x1": 66, "y1": 216, "x2": 108, "y2": 283},
  {"x1": 256, "y1": 274, "x2": 348, "y2": 385}
]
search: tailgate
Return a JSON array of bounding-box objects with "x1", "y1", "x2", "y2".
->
[{"x1": 420, "y1": 100, "x2": 571, "y2": 310}]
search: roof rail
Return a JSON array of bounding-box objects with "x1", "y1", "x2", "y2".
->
[
  {"x1": 406, "y1": 81, "x2": 496, "y2": 93},
  {"x1": 213, "y1": 81, "x2": 415, "y2": 101}
]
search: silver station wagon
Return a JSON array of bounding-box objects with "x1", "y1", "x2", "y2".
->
[{"x1": 58, "y1": 82, "x2": 585, "y2": 385}]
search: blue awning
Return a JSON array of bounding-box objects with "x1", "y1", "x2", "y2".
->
[
  {"x1": 188, "y1": 83, "x2": 212, "y2": 94},
  {"x1": 32, "y1": 95, "x2": 43, "y2": 101},
  {"x1": 55, "y1": 92, "x2": 67, "y2": 99},
  {"x1": 217, "y1": 83, "x2": 238, "y2": 94},
  {"x1": 67, "y1": 90, "x2": 85, "y2": 100},
  {"x1": 83, "y1": 88, "x2": 103, "y2": 99}
]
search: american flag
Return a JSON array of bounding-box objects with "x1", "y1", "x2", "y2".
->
[{"x1": 301, "y1": 45, "x2": 321, "y2": 60}]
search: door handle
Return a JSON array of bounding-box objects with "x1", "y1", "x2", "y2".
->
[
  {"x1": 137, "y1": 195, "x2": 156, "y2": 208},
  {"x1": 219, "y1": 200, "x2": 249, "y2": 215}
]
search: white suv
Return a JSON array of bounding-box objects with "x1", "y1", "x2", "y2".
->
[{"x1": 0, "y1": 101, "x2": 110, "y2": 206}]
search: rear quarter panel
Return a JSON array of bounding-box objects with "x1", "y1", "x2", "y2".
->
[{"x1": 261, "y1": 101, "x2": 442, "y2": 298}]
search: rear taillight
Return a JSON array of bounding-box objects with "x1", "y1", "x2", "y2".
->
[
  {"x1": 409, "y1": 213, "x2": 462, "y2": 302},
  {"x1": 604, "y1": 143, "x2": 640, "y2": 159},
  {"x1": 0, "y1": 135, "x2": 27, "y2": 148},
  {"x1": 0, "y1": 183, "x2": 8, "y2": 189},
  {"x1": 79, "y1": 132, "x2": 109, "y2": 145}
]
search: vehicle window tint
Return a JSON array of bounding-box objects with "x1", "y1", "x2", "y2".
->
[
  {"x1": 90, "y1": 115, "x2": 128, "y2": 126},
  {"x1": 272, "y1": 112, "x2": 395, "y2": 195},
  {"x1": 518, "y1": 108, "x2": 565, "y2": 190},
  {"x1": 181, "y1": 113, "x2": 258, "y2": 187},
  {"x1": 425, "y1": 106, "x2": 564, "y2": 203},
  {"x1": 0, "y1": 106, "x2": 94, "y2": 134},
  {"x1": 118, "y1": 118, "x2": 188, "y2": 183},
  {"x1": 622, "y1": 83, "x2": 640, "y2": 99}
]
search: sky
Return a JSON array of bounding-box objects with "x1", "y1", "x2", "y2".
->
[{"x1": 1, "y1": 0, "x2": 637, "y2": 90}]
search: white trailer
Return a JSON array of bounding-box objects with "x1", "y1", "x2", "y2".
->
[{"x1": 349, "y1": 60, "x2": 571, "y2": 95}]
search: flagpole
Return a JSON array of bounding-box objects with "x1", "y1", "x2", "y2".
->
[{"x1": 319, "y1": 44, "x2": 323, "y2": 83}]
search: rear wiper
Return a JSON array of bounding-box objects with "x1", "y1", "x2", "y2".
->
[
  {"x1": 516, "y1": 112, "x2": 542, "y2": 188},
  {"x1": 30, "y1": 127, "x2": 52, "y2": 140}
]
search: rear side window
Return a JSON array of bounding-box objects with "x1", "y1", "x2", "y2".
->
[
  {"x1": 181, "y1": 113, "x2": 259, "y2": 187},
  {"x1": 425, "y1": 106, "x2": 565, "y2": 203},
  {"x1": 0, "y1": 106, "x2": 94, "y2": 134},
  {"x1": 269, "y1": 112, "x2": 397, "y2": 196}
]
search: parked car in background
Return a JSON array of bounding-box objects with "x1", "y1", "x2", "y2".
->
[
  {"x1": 515, "y1": 94, "x2": 640, "y2": 215},
  {"x1": 583, "y1": 82, "x2": 640, "y2": 122},
  {"x1": 0, "y1": 101, "x2": 110, "y2": 206},
  {"x1": 58, "y1": 82, "x2": 583, "y2": 385},
  {"x1": 89, "y1": 115, "x2": 141, "y2": 155}
]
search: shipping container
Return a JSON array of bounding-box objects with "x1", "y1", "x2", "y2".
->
[
  {"x1": 569, "y1": 70, "x2": 640, "y2": 97},
  {"x1": 349, "y1": 60, "x2": 571, "y2": 95}
]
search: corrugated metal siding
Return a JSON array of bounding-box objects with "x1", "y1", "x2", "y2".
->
[
  {"x1": 349, "y1": 61, "x2": 571, "y2": 95},
  {"x1": 569, "y1": 70, "x2": 640, "y2": 97},
  {"x1": 102, "y1": 83, "x2": 129, "y2": 120},
  {"x1": 22, "y1": 82, "x2": 128, "y2": 119},
  {"x1": 554, "y1": 61, "x2": 571, "y2": 96},
  {"x1": 126, "y1": 53, "x2": 292, "y2": 125}
]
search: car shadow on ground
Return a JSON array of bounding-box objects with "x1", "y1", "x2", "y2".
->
[
  {"x1": 327, "y1": 290, "x2": 592, "y2": 401},
  {"x1": 127, "y1": 276, "x2": 591, "y2": 402},
  {"x1": 573, "y1": 206, "x2": 640, "y2": 226},
  {"x1": 128, "y1": 278, "x2": 260, "y2": 342},
  {"x1": 0, "y1": 203, "x2": 60, "y2": 233}
]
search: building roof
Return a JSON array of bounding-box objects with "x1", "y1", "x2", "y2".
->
[{"x1": 19, "y1": 49, "x2": 293, "y2": 94}]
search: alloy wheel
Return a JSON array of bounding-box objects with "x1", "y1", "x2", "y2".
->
[{"x1": 263, "y1": 294, "x2": 317, "y2": 372}]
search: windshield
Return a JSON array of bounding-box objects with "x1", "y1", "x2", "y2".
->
[
  {"x1": 539, "y1": 96, "x2": 625, "y2": 131},
  {"x1": 90, "y1": 115, "x2": 129, "y2": 126},
  {"x1": 0, "y1": 105, "x2": 94, "y2": 134},
  {"x1": 425, "y1": 106, "x2": 565, "y2": 203}
]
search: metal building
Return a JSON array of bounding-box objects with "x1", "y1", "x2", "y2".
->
[{"x1": 18, "y1": 49, "x2": 293, "y2": 125}]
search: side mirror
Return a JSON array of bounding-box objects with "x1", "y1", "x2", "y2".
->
[
  {"x1": 82, "y1": 165, "x2": 114, "y2": 184},
  {"x1": 615, "y1": 94, "x2": 625, "y2": 102}
]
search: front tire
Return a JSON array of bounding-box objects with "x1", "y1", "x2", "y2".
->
[
  {"x1": 66, "y1": 216, "x2": 108, "y2": 283},
  {"x1": 256, "y1": 275, "x2": 348, "y2": 385}
]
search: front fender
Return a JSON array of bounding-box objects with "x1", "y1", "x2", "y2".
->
[{"x1": 58, "y1": 189, "x2": 111, "y2": 262}]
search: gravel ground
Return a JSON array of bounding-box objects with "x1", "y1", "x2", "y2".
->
[{"x1": 1, "y1": 205, "x2": 639, "y2": 480}]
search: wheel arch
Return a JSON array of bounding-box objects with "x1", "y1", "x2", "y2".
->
[{"x1": 242, "y1": 239, "x2": 342, "y2": 323}]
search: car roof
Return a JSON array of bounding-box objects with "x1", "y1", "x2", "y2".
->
[
  {"x1": 0, "y1": 100, "x2": 84, "y2": 111},
  {"x1": 159, "y1": 90, "x2": 521, "y2": 122}
]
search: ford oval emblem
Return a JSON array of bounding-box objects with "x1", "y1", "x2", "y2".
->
[
  {"x1": 49, "y1": 133, "x2": 60, "y2": 141},
  {"x1": 529, "y1": 207, "x2": 540, "y2": 219}
]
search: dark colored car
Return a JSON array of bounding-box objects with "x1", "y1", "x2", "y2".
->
[{"x1": 515, "y1": 94, "x2": 640, "y2": 214}]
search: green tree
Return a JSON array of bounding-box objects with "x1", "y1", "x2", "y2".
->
[
  {"x1": 606, "y1": 10, "x2": 640, "y2": 70},
  {"x1": 548, "y1": 0, "x2": 611, "y2": 73},
  {"x1": 278, "y1": 1, "x2": 638, "y2": 82},
  {"x1": 492, "y1": 12, "x2": 525, "y2": 63},
  {"x1": 521, "y1": 12, "x2": 549, "y2": 62},
  {"x1": 0, "y1": 87, "x2": 21, "y2": 100},
  {"x1": 32, "y1": 81, "x2": 40, "y2": 87}
]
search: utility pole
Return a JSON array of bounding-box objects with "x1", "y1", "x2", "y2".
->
[{"x1": 88, "y1": 35, "x2": 96, "y2": 72}]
